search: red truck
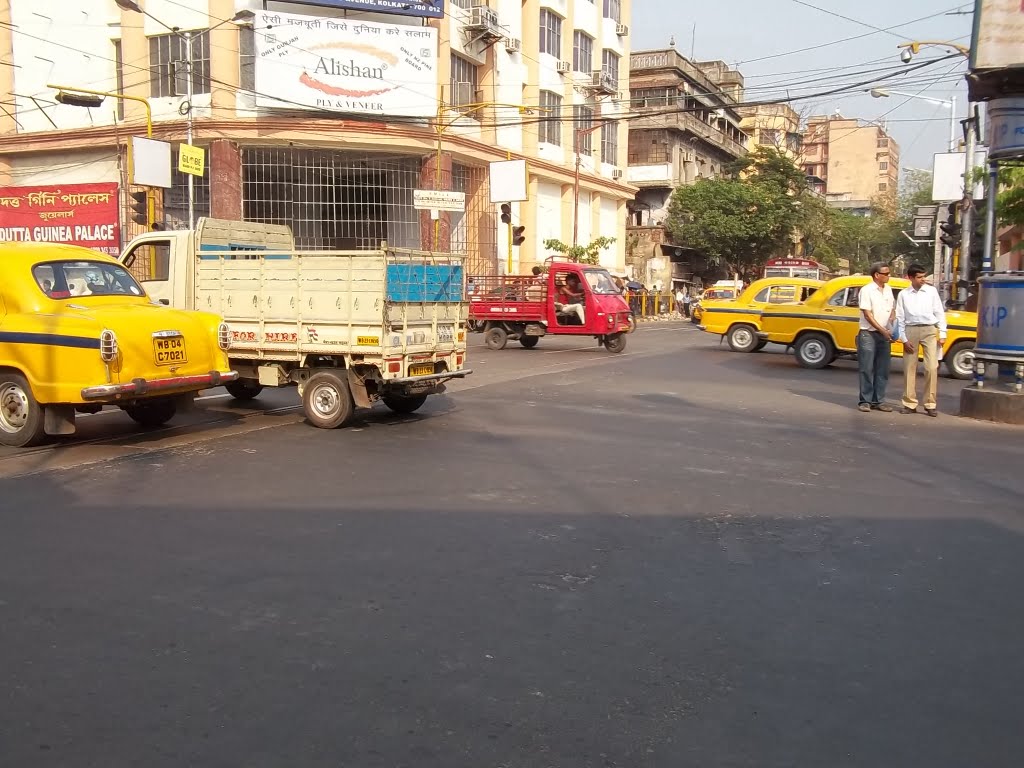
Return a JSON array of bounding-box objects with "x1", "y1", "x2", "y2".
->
[{"x1": 469, "y1": 262, "x2": 632, "y2": 353}]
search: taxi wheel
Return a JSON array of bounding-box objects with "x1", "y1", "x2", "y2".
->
[
  {"x1": 484, "y1": 326, "x2": 508, "y2": 350},
  {"x1": 0, "y1": 372, "x2": 46, "y2": 448},
  {"x1": 125, "y1": 398, "x2": 177, "y2": 429},
  {"x1": 519, "y1": 336, "x2": 539, "y2": 349},
  {"x1": 303, "y1": 370, "x2": 354, "y2": 429},
  {"x1": 225, "y1": 379, "x2": 264, "y2": 401},
  {"x1": 727, "y1": 324, "x2": 759, "y2": 353},
  {"x1": 605, "y1": 333, "x2": 627, "y2": 354},
  {"x1": 382, "y1": 393, "x2": 428, "y2": 414},
  {"x1": 794, "y1": 333, "x2": 835, "y2": 369},
  {"x1": 945, "y1": 341, "x2": 975, "y2": 380},
  {"x1": 754, "y1": 340, "x2": 768, "y2": 352}
]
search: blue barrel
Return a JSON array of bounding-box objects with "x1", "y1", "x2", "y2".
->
[{"x1": 976, "y1": 273, "x2": 1024, "y2": 363}]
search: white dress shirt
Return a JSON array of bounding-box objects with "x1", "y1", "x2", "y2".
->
[
  {"x1": 858, "y1": 281, "x2": 895, "y2": 331},
  {"x1": 895, "y1": 283, "x2": 947, "y2": 342}
]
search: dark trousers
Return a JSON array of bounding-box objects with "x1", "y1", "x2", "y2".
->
[{"x1": 857, "y1": 329, "x2": 891, "y2": 406}]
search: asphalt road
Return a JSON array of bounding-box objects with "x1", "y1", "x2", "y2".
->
[{"x1": 2, "y1": 321, "x2": 1022, "y2": 767}]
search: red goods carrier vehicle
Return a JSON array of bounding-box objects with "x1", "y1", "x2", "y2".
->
[{"x1": 469, "y1": 262, "x2": 632, "y2": 353}]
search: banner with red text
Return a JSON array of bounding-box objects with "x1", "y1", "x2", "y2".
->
[{"x1": 0, "y1": 183, "x2": 121, "y2": 256}]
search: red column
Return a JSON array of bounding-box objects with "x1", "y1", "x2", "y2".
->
[
  {"x1": 209, "y1": 140, "x2": 243, "y2": 220},
  {"x1": 419, "y1": 151, "x2": 452, "y2": 252}
]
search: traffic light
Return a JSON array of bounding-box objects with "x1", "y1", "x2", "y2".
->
[
  {"x1": 55, "y1": 91, "x2": 104, "y2": 108},
  {"x1": 512, "y1": 225, "x2": 526, "y2": 246},
  {"x1": 129, "y1": 190, "x2": 148, "y2": 225},
  {"x1": 939, "y1": 202, "x2": 961, "y2": 250},
  {"x1": 499, "y1": 203, "x2": 512, "y2": 224},
  {"x1": 967, "y1": 202, "x2": 987, "y2": 281}
]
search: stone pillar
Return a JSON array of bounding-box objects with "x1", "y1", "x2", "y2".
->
[
  {"x1": 210, "y1": 140, "x2": 243, "y2": 220},
  {"x1": 419, "y1": 151, "x2": 452, "y2": 252}
]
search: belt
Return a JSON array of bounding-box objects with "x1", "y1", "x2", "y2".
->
[{"x1": 906, "y1": 323, "x2": 936, "y2": 327}]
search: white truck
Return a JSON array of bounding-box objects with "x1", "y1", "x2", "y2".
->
[{"x1": 119, "y1": 218, "x2": 471, "y2": 429}]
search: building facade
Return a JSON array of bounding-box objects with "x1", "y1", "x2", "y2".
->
[
  {"x1": 624, "y1": 47, "x2": 747, "y2": 288},
  {"x1": 0, "y1": 0, "x2": 636, "y2": 275},
  {"x1": 738, "y1": 103, "x2": 802, "y2": 160},
  {"x1": 801, "y1": 115, "x2": 900, "y2": 216}
]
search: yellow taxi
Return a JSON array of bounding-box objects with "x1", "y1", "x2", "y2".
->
[
  {"x1": 0, "y1": 242, "x2": 237, "y2": 447},
  {"x1": 697, "y1": 277, "x2": 823, "y2": 352},
  {"x1": 757, "y1": 274, "x2": 978, "y2": 379},
  {"x1": 690, "y1": 285, "x2": 739, "y2": 325}
]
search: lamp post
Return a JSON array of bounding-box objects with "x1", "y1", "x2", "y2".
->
[
  {"x1": 114, "y1": 1, "x2": 253, "y2": 229},
  {"x1": 573, "y1": 121, "x2": 609, "y2": 248},
  {"x1": 868, "y1": 88, "x2": 957, "y2": 151}
]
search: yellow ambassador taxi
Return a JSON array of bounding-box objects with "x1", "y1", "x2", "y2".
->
[
  {"x1": 757, "y1": 274, "x2": 978, "y2": 379},
  {"x1": 0, "y1": 242, "x2": 237, "y2": 447},
  {"x1": 697, "y1": 277, "x2": 824, "y2": 352}
]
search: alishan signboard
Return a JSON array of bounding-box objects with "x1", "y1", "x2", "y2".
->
[{"x1": 254, "y1": 10, "x2": 438, "y2": 117}]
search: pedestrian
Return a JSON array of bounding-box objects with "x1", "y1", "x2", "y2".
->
[
  {"x1": 856, "y1": 262, "x2": 896, "y2": 413},
  {"x1": 683, "y1": 291, "x2": 691, "y2": 318},
  {"x1": 895, "y1": 263, "x2": 946, "y2": 417},
  {"x1": 675, "y1": 286, "x2": 686, "y2": 316}
]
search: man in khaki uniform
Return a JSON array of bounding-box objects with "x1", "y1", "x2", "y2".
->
[{"x1": 895, "y1": 263, "x2": 947, "y2": 417}]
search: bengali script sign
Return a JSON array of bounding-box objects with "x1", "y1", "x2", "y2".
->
[
  {"x1": 0, "y1": 182, "x2": 121, "y2": 256},
  {"x1": 254, "y1": 10, "x2": 438, "y2": 117}
]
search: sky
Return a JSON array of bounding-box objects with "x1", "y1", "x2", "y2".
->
[{"x1": 631, "y1": 0, "x2": 974, "y2": 183}]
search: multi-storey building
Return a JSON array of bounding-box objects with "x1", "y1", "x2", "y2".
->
[
  {"x1": 0, "y1": 0, "x2": 635, "y2": 274},
  {"x1": 738, "y1": 103, "x2": 802, "y2": 160},
  {"x1": 624, "y1": 47, "x2": 747, "y2": 287},
  {"x1": 801, "y1": 115, "x2": 900, "y2": 216}
]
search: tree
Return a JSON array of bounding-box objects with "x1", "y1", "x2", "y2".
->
[
  {"x1": 664, "y1": 147, "x2": 806, "y2": 277},
  {"x1": 542, "y1": 236, "x2": 616, "y2": 266}
]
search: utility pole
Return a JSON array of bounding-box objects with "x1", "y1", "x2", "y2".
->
[
  {"x1": 957, "y1": 108, "x2": 977, "y2": 304},
  {"x1": 184, "y1": 31, "x2": 195, "y2": 230}
]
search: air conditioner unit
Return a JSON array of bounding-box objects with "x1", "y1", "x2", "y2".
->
[
  {"x1": 467, "y1": 5, "x2": 501, "y2": 34},
  {"x1": 615, "y1": 23, "x2": 628, "y2": 36},
  {"x1": 504, "y1": 36, "x2": 521, "y2": 53},
  {"x1": 612, "y1": 169, "x2": 623, "y2": 180},
  {"x1": 590, "y1": 69, "x2": 617, "y2": 94},
  {"x1": 556, "y1": 60, "x2": 571, "y2": 73}
]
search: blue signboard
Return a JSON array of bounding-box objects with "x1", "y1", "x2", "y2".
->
[
  {"x1": 274, "y1": 0, "x2": 444, "y2": 19},
  {"x1": 386, "y1": 264, "x2": 464, "y2": 302}
]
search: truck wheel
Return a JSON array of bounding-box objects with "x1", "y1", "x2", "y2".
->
[
  {"x1": 485, "y1": 326, "x2": 508, "y2": 350},
  {"x1": 945, "y1": 341, "x2": 975, "y2": 380},
  {"x1": 727, "y1": 324, "x2": 758, "y2": 353},
  {"x1": 519, "y1": 336, "x2": 539, "y2": 349},
  {"x1": 382, "y1": 393, "x2": 428, "y2": 414},
  {"x1": 605, "y1": 333, "x2": 627, "y2": 354},
  {"x1": 225, "y1": 379, "x2": 264, "y2": 401},
  {"x1": 303, "y1": 370, "x2": 354, "y2": 429},
  {"x1": 0, "y1": 372, "x2": 47, "y2": 448},
  {"x1": 125, "y1": 398, "x2": 177, "y2": 429},
  {"x1": 794, "y1": 333, "x2": 835, "y2": 369}
]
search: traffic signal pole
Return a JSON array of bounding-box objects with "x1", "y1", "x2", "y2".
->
[{"x1": 957, "y1": 109, "x2": 978, "y2": 304}]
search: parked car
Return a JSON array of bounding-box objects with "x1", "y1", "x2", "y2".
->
[
  {"x1": 757, "y1": 274, "x2": 978, "y2": 379},
  {"x1": 697, "y1": 277, "x2": 824, "y2": 352},
  {"x1": 0, "y1": 242, "x2": 236, "y2": 447}
]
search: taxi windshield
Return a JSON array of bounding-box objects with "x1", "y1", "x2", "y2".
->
[
  {"x1": 583, "y1": 269, "x2": 620, "y2": 295},
  {"x1": 33, "y1": 260, "x2": 146, "y2": 300}
]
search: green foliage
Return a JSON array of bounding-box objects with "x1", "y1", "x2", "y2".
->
[{"x1": 542, "y1": 236, "x2": 616, "y2": 266}]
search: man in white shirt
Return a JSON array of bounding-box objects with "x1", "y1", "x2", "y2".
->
[
  {"x1": 895, "y1": 263, "x2": 947, "y2": 417},
  {"x1": 856, "y1": 262, "x2": 896, "y2": 413}
]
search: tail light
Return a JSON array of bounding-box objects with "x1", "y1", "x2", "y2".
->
[
  {"x1": 218, "y1": 322, "x2": 231, "y2": 350},
  {"x1": 100, "y1": 329, "x2": 118, "y2": 363}
]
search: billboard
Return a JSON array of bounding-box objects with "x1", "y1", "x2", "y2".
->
[
  {"x1": 970, "y1": 0, "x2": 1024, "y2": 71},
  {"x1": 272, "y1": 0, "x2": 443, "y2": 19},
  {"x1": 0, "y1": 183, "x2": 121, "y2": 256},
  {"x1": 254, "y1": 10, "x2": 438, "y2": 117}
]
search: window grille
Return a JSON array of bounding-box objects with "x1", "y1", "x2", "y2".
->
[
  {"x1": 540, "y1": 10, "x2": 562, "y2": 57},
  {"x1": 539, "y1": 91, "x2": 563, "y2": 145},
  {"x1": 573, "y1": 32, "x2": 593, "y2": 73},
  {"x1": 149, "y1": 30, "x2": 210, "y2": 98}
]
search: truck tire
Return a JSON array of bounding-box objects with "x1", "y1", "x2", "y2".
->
[
  {"x1": 727, "y1": 323, "x2": 759, "y2": 353},
  {"x1": 0, "y1": 372, "x2": 47, "y2": 448},
  {"x1": 519, "y1": 336, "x2": 539, "y2": 349},
  {"x1": 225, "y1": 379, "x2": 264, "y2": 401},
  {"x1": 382, "y1": 393, "x2": 428, "y2": 414},
  {"x1": 485, "y1": 326, "x2": 508, "y2": 350},
  {"x1": 794, "y1": 333, "x2": 835, "y2": 369},
  {"x1": 303, "y1": 370, "x2": 354, "y2": 429},
  {"x1": 125, "y1": 398, "x2": 177, "y2": 429},
  {"x1": 605, "y1": 333, "x2": 627, "y2": 354},
  {"x1": 944, "y1": 341, "x2": 975, "y2": 380}
]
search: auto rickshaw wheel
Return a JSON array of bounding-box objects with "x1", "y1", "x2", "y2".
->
[
  {"x1": 605, "y1": 333, "x2": 627, "y2": 354},
  {"x1": 519, "y1": 336, "x2": 539, "y2": 349},
  {"x1": 485, "y1": 326, "x2": 508, "y2": 350}
]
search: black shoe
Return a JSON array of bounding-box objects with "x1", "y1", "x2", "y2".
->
[
  {"x1": 901, "y1": 407, "x2": 918, "y2": 414},
  {"x1": 871, "y1": 403, "x2": 893, "y2": 412},
  {"x1": 925, "y1": 408, "x2": 938, "y2": 417}
]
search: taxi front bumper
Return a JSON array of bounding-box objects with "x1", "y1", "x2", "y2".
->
[{"x1": 82, "y1": 370, "x2": 238, "y2": 400}]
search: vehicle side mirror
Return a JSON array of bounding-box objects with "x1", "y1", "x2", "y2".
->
[{"x1": 159, "y1": 298, "x2": 169, "y2": 305}]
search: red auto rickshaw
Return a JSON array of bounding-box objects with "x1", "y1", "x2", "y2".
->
[{"x1": 468, "y1": 262, "x2": 632, "y2": 353}]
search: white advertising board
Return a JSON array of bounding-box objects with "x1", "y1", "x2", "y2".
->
[
  {"x1": 931, "y1": 151, "x2": 986, "y2": 202},
  {"x1": 488, "y1": 159, "x2": 529, "y2": 203},
  {"x1": 130, "y1": 137, "x2": 172, "y2": 189},
  {"x1": 253, "y1": 10, "x2": 438, "y2": 118}
]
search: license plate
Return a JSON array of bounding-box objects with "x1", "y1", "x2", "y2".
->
[
  {"x1": 409, "y1": 362, "x2": 434, "y2": 376},
  {"x1": 154, "y1": 336, "x2": 188, "y2": 365}
]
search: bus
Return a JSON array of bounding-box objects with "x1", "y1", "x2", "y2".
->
[{"x1": 763, "y1": 258, "x2": 833, "y2": 282}]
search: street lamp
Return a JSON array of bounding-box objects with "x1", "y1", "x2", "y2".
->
[
  {"x1": 869, "y1": 87, "x2": 957, "y2": 151},
  {"x1": 897, "y1": 40, "x2": 971, "y2": 61},
  {"x1": 115, "y1": 1, "x2": 254, "y2": 228}
]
